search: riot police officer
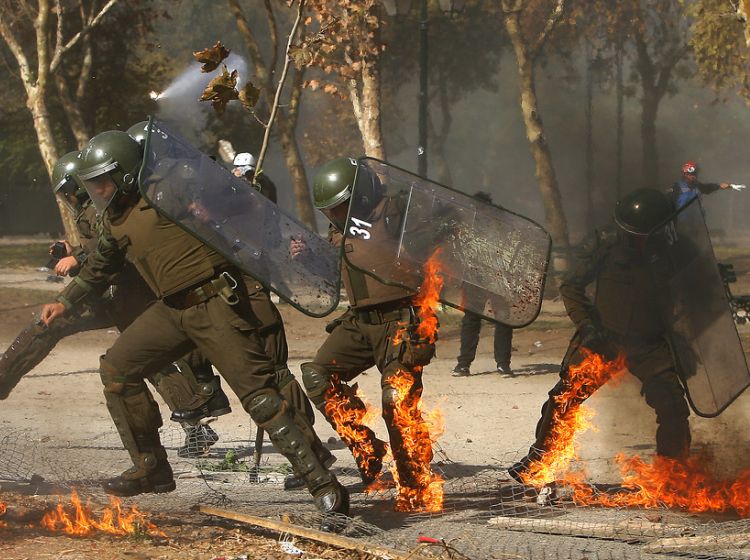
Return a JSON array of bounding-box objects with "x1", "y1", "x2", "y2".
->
[
  {"x1": 39, "y1": 131, "x2": 348, "y2": 518},
  {"x1": 509, "y1": 188, "x2": 692, "y2": 482},
  {"x1": 296, "y1": 157, "x2": 438, "y2": 504},
  {"x1": 0, "y1": 150, "x2": 230, "y2": 457}
]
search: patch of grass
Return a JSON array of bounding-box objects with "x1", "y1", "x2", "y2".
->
[{"x1": 0, "y1": 243, "x2": 53, "y2": 268}]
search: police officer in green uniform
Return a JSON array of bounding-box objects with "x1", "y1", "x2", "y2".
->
[
  {"x1": 509, "y1": 188, "x2": 691, "y2": 482},
  {"x1": 38, "y1": 131, "x2": 347, "y2": 518},
  {"x1": 296, "y1": 157, "x2": 437, "y2": 493},
  {"x1": 0, "y1": 150, "x2": 230, "y2": 457}
]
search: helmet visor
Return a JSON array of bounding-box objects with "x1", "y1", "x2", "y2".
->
[{"x1": 81, "y1": 167, "x2": 119, "y2": 213}]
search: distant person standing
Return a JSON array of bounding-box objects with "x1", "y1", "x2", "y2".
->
[
  {"x1": 671, "y1": 160, "x2": 731, "y2": 210},
  {"x1": 232, "y1": 152, "x2": 278, "y2": 204},
  {"x1": 452, "y1": 192, "x2": 514, "y2": 378}
]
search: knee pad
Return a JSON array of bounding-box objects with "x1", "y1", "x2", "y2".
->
[
  {"x1": 247, "y1": 389, "x2": 285, "y2": 425},
  {"x1": 301, "y1": 362, "x2": 332, "y2": 403},
  {"x1": 100, "y1": 356, "x2": 128, "y2": 394}
]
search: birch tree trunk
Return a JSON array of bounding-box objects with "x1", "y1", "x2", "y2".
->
[
  {"x1": 502, "y1": 4, "x2": 570, "y2": 250},
  {"x1": 227, "y1": 0, "x2": 316, "y2": 228}
]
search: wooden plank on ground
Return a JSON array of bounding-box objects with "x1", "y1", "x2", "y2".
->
[
  {"x1": 488, "y1": 515, "x2": 692, "y2": 540},
  {"x1": 200, "y1": 505, "x2": 420, "y2": 559}
]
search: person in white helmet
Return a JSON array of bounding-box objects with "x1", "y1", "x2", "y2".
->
[{"x1": 232, "y1": 152, "x2": 277, "y2": 204}]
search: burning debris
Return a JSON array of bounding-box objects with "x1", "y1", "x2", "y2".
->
[
  {"x1": 40, "y1": 490, "x2": 165, "y2": 538},
  {"x1": 0, "y1": 497, "x2": 6, "y2": 528}
]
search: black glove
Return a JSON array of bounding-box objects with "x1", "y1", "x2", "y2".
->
[{"x1": 578, "y1": 323, "x2": 614, "y2": 358}]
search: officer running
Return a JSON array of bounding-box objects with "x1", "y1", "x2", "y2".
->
[{"x1": 39, "y1": 130, "x2": 348, "y2": 519}]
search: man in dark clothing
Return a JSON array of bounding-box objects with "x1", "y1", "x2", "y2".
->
[
  {"x1": 232, "y1": 152, "x2": 278, "y2": 204},
  {"x1": 508, "y1": 188, "x2": 692, "y2": 483},
  {"x1": 671, "y1": 160, "x2": 730, "y2": 210}
]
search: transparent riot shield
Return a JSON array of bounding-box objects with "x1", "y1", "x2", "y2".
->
[
  {"x1": 342, "y1": 158, "x2": 551, "y2": 327},
  {"x1": 651, "y1": 197, "x2": 750, "y2": 417},
  {"x1": 137, "y1": 118, "x2": 340, "y2": 317}
]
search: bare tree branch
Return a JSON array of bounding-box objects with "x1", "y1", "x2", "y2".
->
[
  {"x1": 227, "y1": 0, "x2": 274, "y2": 104},
  {"x1": 36, "y1": 0, "x2": 51, "y2": 90},
  {"x1": 0, "y1": 13, "x2": 34, "y2": 89},
  {"x1": 49, "y1": 0, "x2": 118, "y2": 72},
  {"x1": 264, "y1": 0, "x2": 279, "y2": 81},
  {"x1": 256, "y1": 0, "x2": 306, "y2": 173},
  {"x1": 530, "y1": 0, "x2": 566, "y2": 60}
]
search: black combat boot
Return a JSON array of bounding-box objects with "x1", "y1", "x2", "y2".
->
[
  {"x1": 170, "y1": 386, "x2": 232, "y2": 423},
  {"x1": 103, "y1": 447, "x2": 176, "y2": 497}
]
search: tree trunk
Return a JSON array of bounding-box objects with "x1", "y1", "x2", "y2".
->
[
  {"x1": 615, "y1": 30, "x2": 624, "y2": 201},
  {"x1": 503, "y1": 11, "x2": 570, "y2": 250},
  {"x1": 55, "y1": 72, "x2": 90, "y2": 148},
  {"x1": 355, "y1": 58, "x2": 385, "y2": 159},
  {"x1": 427, "y1": 69, "x2": 453, "y2": 186},
  {"x1": 28, "y1": 88, "x2": 80, "y2": 243},
  {"x1": 640, "y1": 86, "x2": 660, "y2": 187},
  {"x1": 584, "y1": 45, "x2": 594, "y2": 230},
  {"x1": 277, "y1": 118, "x2": 316, "y2": 227}
]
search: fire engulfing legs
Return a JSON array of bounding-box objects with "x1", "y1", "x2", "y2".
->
[
  {"x1": 513, "y1": 349, "x2": 750, "y2": 518},
  {"x1": 519, "y1": 349, "x2": 627, "y2": 487},
  {"x1": 385, "y1": 367, "x2": 445, "y2": 512},
  {"x1": 40, "y1": 490, "x2": 165, "y2": 537},
  {"x1": 323, "y1": 379, "x2": 388, "y2": 484}
]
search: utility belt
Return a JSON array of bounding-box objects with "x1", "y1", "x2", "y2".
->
[
  {"x1": 163, "y1": 270, "x2": 240, "y2": 309},
  {"x1": 353, "y1": 299, "x2": 415, "y2": 325}
]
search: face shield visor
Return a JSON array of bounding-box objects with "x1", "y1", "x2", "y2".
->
[
  {"x1": 53, "y1": 174, "x2": 89, "y2": 215},
  {"x1": 79, "y1": 164, "x2": 120, "y2": 214},
  {"x1": 321, "y1": 196, "x2": 351, "y2": 231}
]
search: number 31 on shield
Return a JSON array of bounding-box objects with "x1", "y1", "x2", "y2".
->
[{"x1": 349, "y1": 217, "x2": 372, "y2": 240}]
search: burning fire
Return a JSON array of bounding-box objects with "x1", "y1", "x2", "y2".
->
[
  {"x1": 0, "y1": 497, "x2": 6, "y2": 528},
  {"x1": 520, "y1": 349, "x2": 626, "y2": 486},
  {"x1": 323, "y1": 379, "x2": 386, "y2": 482},
  {"x1": 389, "y1": 250, "x2": 445, "y2": 512},
  {"x1": 570, "y1": 454, "x2": 750, "y2": 517},
  {"x1": 388, "y1": 369, "x2": 445, "y2": 512},
  {"x1": 516, "y1": 348, "x2": 750, "y2": 518},
  {"x1": 40, "y1": 490, "x2": 165, "y2": 538}
]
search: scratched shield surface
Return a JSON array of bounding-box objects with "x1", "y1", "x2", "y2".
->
[{"x1": 342, "y1": 158, "x2": 551, "y2": 327}]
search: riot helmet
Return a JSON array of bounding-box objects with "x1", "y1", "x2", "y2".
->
[
  {"x1": 614, "y1": 188, "x2": 674, "y2": 236},
  {"x1": 51, "y1": 150, "x2": 89, "y2": 214},
  {"x1": 313, "y1": 157, "x2": 382, "y2": 228},
  {"x1": 78, "y1": 130, "x2": 143, "y2": 213},
  {"x1": 232, "y1": 152, "x2": 257, "y2": 179}
]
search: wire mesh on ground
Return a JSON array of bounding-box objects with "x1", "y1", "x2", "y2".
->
[{"x1": 2, "y1": 426, "x2": 750, "y2": 559}]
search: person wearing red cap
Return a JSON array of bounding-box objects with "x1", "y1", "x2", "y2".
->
[{"x1": 671, "y1": 160, "x2": 730, "y2": 210}]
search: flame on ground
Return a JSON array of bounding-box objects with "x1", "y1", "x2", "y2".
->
[
  {"x1": 520, "y1": 349, "x2": 626, "y2": 487},
  {"x1": 40, "y1": 490, "x2": 165, "y2": 538},
  {"x1": 0, "y1": 497, "x2": 6, "y2": 528},
  {"x1": 571, "y1": 453, "x2": 750, "y2": 517},
  {"x1": 517, "y1": 348, "x2": 750, "y2": 518}
]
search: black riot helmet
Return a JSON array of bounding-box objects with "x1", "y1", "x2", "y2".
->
[
  {"x1": 614, "y1": 188, "x2": 674, "y2": 236},
  {"x1": 51, "y1": 150, "x2": 89, "y2": 214},
  {"x1": 78, "y1": 130, "x2": 144, "y2": 213},
  {"x1": 312, "y1": 157, "x2": 383, "y2": 227}
]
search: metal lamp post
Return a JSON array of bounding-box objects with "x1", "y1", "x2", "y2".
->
[{"x1": 382, "y1": 0, "x2": 465, "y2": 177}]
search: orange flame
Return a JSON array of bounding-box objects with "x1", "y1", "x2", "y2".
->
[
  {"x1": 40, "y1": 490, "x2": 165, "y2": 538},
  {"x1": 569, "y1": 454, "x2": 750, "y2": 517},
  {"x1": 323, "y1": 379, "x2": 386, "y2": 483},
  {"x1": 388, "y1": 369, "x2": 445, "y2": 512},
  {"x1": 412, "y1": 249, "x2": 444, "y2": 343},
  {"x1": 516, "y1": 348, "x2": 750, "y2": 518},
  {"x1": 0, "y1": 497, "x2": 6, "y2": 528},
  {"x1": 520, "y1": 349, "x2": 626, "y2": 486},
  {"x1": 388, "y1": 251, "x2": 445, "y2": 512}
]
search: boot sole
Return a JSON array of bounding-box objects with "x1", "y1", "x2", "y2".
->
[{"x1": 103, "y1": 479, "x2": 176, "y2": 497}]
